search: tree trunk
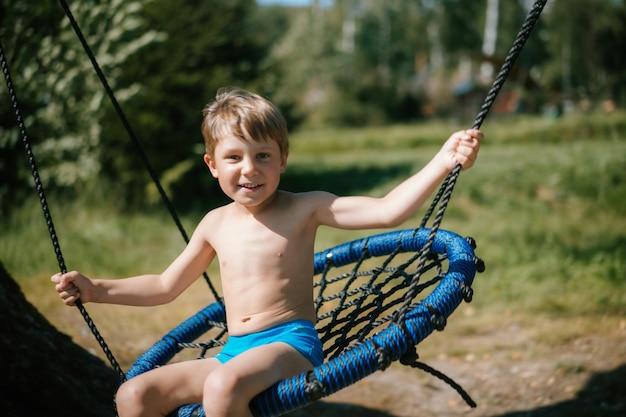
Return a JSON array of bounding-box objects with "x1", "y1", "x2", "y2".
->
[{"x1": 0, "y1": 261, "x2": 119, "y2": 417}]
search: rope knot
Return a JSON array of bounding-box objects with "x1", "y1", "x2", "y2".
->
[
  {"x1": 372, "y1": 340, "x2": 393, "y2": 371},
  {"x1": 461, "y1": 283, "x2": 474, "y2": 303},
  {"x1": 399, "y1": 346, "x2": 419, "y2": 366},
  {"x1": 304, "y1": 371, "x2": 326, "y2": 401},
  {"x1": 474, "y1": 256, "x2": 486, "y2": 273},
  {"x1": 426, "y1": 305, "x2": 447, "y2": 331}
]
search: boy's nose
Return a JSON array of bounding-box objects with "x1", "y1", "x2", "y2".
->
[{"x1": 241, "y1": 158, "x2": 257, "y2": 175}]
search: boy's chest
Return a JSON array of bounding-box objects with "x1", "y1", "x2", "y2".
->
[{"x1": 210, "y1": 211, "x2": 314, "y2": 266}]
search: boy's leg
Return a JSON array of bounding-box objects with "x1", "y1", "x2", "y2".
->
[
  {"x1": 202, "y1": 342, "x2": 314, "y2": 417},
  {"x1": 116, "y1": 357, "x2": 221, "y2": 417}
]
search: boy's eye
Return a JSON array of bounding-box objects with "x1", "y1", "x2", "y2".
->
[
  {"x1": 227, "y1": 155, "x2": 241, "y2": 160},
  {"x1": 257, "y1": 153, "x2": 270, "y2": 159}
]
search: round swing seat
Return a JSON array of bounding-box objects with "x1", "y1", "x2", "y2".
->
[{"x1": 126, "y1": 227, "x2": 480, "y2": 417}]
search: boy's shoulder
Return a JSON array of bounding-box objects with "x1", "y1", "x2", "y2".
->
[{"x1": 199, "y1": 203, "x2": 231, "y2": 226}]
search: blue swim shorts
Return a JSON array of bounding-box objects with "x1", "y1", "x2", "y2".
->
[{"x1": 215, "y1": 320, "x2": 324, "y2": 367}]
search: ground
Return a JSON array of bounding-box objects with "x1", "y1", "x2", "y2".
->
[
  {"x1": 291, "y1": 315, "x2": 626, "y2": 417},
  {"x1": 29, "y1": 277, "x2": 626, "y2": 417}
]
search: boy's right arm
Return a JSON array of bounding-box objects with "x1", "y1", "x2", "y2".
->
[
  {"x1": 51, "y1": 271, "x2": 174, "y2": 307},
  {"x1": 51, "y1": 214, "x2": 217, "y2": 307}
]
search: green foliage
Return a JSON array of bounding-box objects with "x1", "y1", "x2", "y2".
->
[
  {"x1": 97, "y1": 0, "x2": 270, "y2": 209},
  {"x1": 0, "y1": 0, "x2": 163, "y2": 212},
  {"x1": 543, "y1": 0, "x2": 626, "y2": 101},
  {"x1": 1, "y1": 0, "x2": 272, "y2": 213}
]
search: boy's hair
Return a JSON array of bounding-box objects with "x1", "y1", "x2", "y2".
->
[{"x1": 201, "y1": 87, "x2": 289, "y2": 157}]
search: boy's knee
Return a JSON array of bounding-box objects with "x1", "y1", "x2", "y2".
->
[
  {"x1": 203, "y1": 369, "x2": 239, "y2": 399},
  {"x1": 203, "y1": 370, "x2": 254, "y2": 417},
  {"x1": 115, "y1": 379, "x2": 148, "y2": 417}
]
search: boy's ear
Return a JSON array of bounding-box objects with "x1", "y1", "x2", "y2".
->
[
  {"x1": 280, "y1": 150, "x2": 289, "y2": 173},
  {"x1": 204, "y1": 154, "x2": 219, "y2": 178}
]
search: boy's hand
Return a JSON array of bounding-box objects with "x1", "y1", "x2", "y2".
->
[
  {"x1": 51, "y1": 271, "x2": 92, "y2": 306},
  {"x1": 439, "y1": 129, "x2": 483, "y2": 171}
]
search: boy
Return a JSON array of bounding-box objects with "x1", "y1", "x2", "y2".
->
[{"x1": 52, "y1": 87, "x2": 482, "y2": 417}]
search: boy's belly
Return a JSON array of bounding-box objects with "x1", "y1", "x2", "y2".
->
[{"x1": 225, "y1": 297, "x2": 316, "y2": 336}]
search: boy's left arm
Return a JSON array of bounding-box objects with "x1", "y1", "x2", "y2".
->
[{"x1": 313, "y1": 129, "x2": 482, "y2": 230}]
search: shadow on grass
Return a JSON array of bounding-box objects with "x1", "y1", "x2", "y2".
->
[
  {"x1": 493, "y1": 363, "x2": 626, "y2": 417},
  {"x1": 280, "y1": 162, "x2": 415, "y2": 196},
  {"x1": 562, "y1": 234, "x2": 626, "y2": 285}
]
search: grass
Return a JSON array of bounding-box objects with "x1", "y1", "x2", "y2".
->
[{"x1": 1, "y1": 111, "x2": 625, "y2": 368}]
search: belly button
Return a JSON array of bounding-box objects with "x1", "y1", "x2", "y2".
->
[{"x1": 242, "y1": 317, "x2": 251, "y2": 323}]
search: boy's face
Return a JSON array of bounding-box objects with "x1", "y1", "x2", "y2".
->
[{"x1": 204, "y1": 135, "x2": 288, "y2": 210}]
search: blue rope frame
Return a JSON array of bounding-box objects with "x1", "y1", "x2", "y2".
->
[{"x1": 126, "y1": 228, "x2": 477, "y2": 417}]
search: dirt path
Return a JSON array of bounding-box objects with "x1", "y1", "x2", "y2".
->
[{"x1": 292, "y1": 317, "x2": 626, "y2": 417}]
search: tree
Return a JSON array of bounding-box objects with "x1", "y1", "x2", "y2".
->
[
  {"x1": 543, "y1": 0, "x2": 626, "y2": 105},
  {"x1": 264, "y1": 0, "x2": 492, "y2": 126},
  {"x1": 0, "y1": 260, "x2": 119, "y2": 416},
  {"x1": 97, "y1": 0, "x2": 273, "y2": 210},
  {"x1": 0, "y1": 1, "x2": 64, "y2": 214},
  {"x1": 2, "y1": 0, "x2": 269, "y2": 213},
  {"x1": 0, "y1": 0, "x2": 163, "y2": 213}
]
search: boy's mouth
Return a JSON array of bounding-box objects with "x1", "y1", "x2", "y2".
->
[{"x1": 240, "y1": 183, "x2": 262, "y2": 190}]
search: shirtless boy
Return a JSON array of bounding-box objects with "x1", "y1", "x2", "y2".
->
[{"x1": 52, "y1": 87, "x2": 482, "y2": 417}]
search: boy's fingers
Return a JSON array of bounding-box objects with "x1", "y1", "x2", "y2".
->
[
  {"x1": 62, "y1": 283, "x2": 76, "y2": 292},
  {"x1": 64, "y1": 295, "x2": 78, "y2": 306},
  {"x1": 465, "y1": 128, "x2": 483, "y2": 140}
]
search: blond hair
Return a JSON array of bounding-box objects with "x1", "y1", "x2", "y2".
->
[{"x1": 201, "y1": 87, "x2": 289, "y2": 157}]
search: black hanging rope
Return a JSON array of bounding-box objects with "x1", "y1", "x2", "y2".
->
[
  {"x1": 56, "y1": 0, "x2": 221, "y2": 303},
  {"x1": 394, "y1": 0, "x2": 548, "y2": 325},
  {"x1": 0, "y1": 37, "x2": 127, "y2": 384},
  {"x1": 403, "y1": 351, "x2": 477, "y2": 408}
]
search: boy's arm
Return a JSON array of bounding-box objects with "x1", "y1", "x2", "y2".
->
[
  {"x1": 313, "y1": 129, "x2": 482, "y2": 230},
  {"x1": 52, "y1": 215, "x2": 216, "y2": 307}
]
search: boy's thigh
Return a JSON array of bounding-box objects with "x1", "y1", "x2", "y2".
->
[{"x1": 121, "y1": 357, "x2": 221, "y2": 407}]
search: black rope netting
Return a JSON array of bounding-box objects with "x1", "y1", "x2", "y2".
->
[{"x1": 314, "y1": 242, "x2": 446, "y2": 360}]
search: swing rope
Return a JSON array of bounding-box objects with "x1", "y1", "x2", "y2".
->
[
  {"x1": 394, "y1": 0, "x2": 548, "y2": 326},
  {"x1": 386, "y1": 2, "x2": 547, "y2": 404},
  {"x1": 56, "y1": 0, "x2": 221, "y2": 303},
  {"x1": 0, "y1": 37, "x2": 127, "y2": 384}
]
